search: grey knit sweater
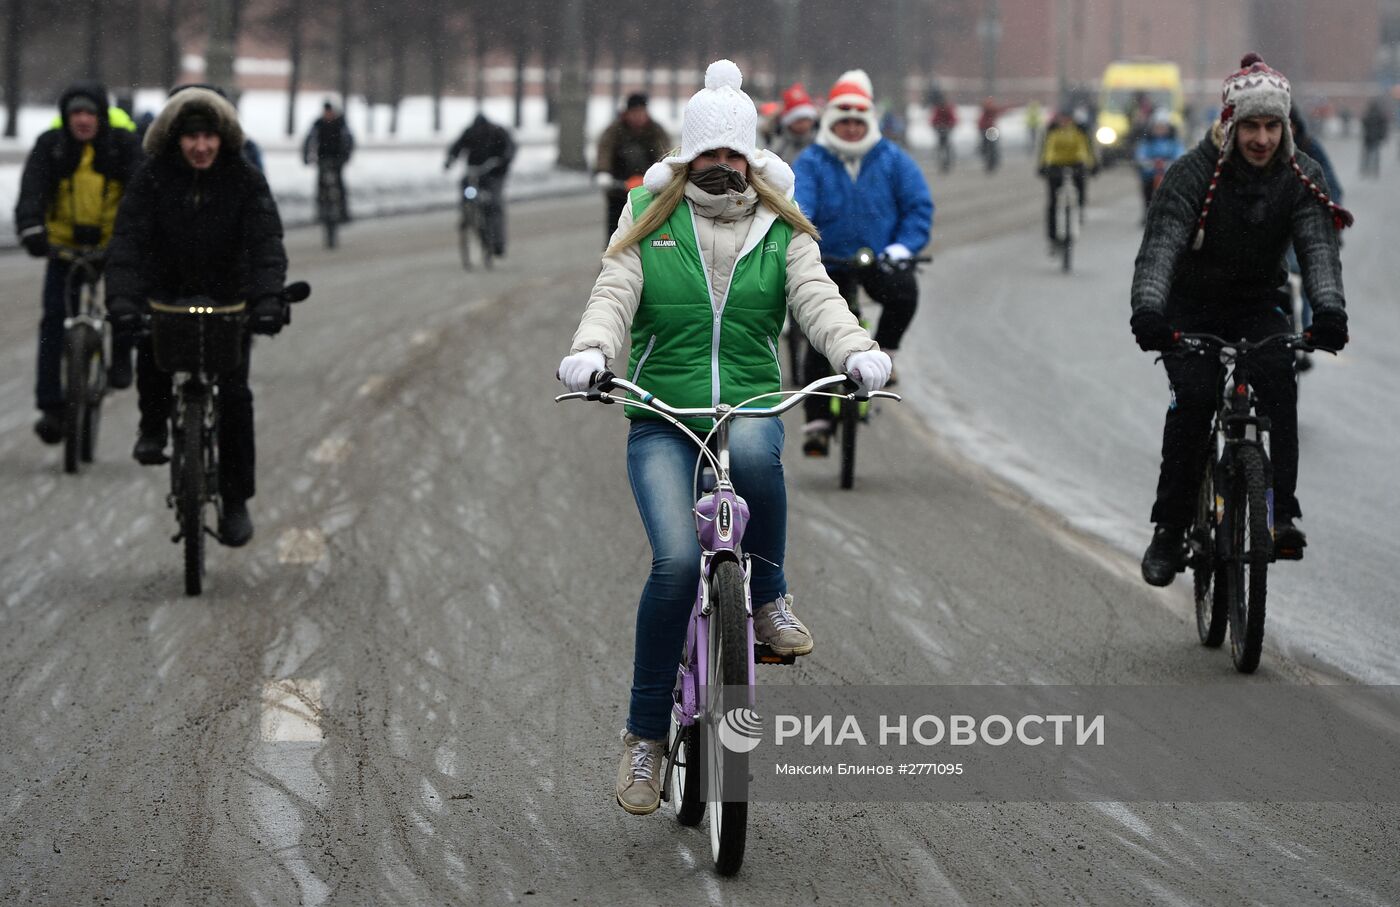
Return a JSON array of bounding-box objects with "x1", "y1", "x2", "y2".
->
[{"x1": 1131, "y1": 131, "x2": 1345, "y2": 318}]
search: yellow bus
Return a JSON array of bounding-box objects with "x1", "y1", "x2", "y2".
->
[{"x1": 1095, "y1": 59, "x2": 1185, "y2": 163}]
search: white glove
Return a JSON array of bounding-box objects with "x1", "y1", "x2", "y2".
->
[
  {"x1": 882, "y1": 243, "x2": 912, "y2": 262},
  {"x1": 557, "y1": 348, "x2": 606, "y2": 392},
  {"x1": 844, "y1": 350, "x2": 893, "y2": 392},
  {"x1": 593, "y1": 172, "x2": 613, "y2": 188}
]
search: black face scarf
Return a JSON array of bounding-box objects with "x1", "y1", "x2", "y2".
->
[{"x1": 687, "y1": 162, "x2": 748, "y2": 195}]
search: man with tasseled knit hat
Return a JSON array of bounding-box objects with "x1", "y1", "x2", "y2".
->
[
  {"x1": 792, "y1": 68, "x2": 932, "y2": 454},
  {"x1": 559, "y1": 60, "x2": 890, "y2": 816},
  {"x1": 1130, "y1": 53, "x2": 1353, "y2": 587}
]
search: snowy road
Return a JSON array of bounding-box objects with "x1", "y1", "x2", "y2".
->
[{"x1": 3, "y1": 152, "x2": 1398, "y2": 904}]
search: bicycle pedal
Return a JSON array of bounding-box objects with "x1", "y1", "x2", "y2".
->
[{"x1": 754, "y1": 644, "x2": 796, "y2": 666}]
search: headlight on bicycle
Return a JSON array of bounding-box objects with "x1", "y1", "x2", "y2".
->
[
  {"x1": 462, "y1": 186, "x2": 478, "y2": 200},
  {"x1": 1096, "y1": 126, "x2": 1117, "y2": 145}
]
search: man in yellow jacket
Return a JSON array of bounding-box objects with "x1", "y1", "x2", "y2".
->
[
  {"x1": 14, "y1": 81, "x2": 141, "y2": 445},
  {"x1": 1038, "y1": 111, "x2": 1097, "y2": 249}
]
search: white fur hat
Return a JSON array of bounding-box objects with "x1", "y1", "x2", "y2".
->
[
  {"x1": 641, "y1": 59, "x2": 795, "y2": 197},
  {"x1": 661, "y1": 60, "x2": 759, "y2": 168}
]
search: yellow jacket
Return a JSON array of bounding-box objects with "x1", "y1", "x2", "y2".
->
[
  {"x1": 1040, "y1": 125, "x2": 1095, "y2": 168},
  {"x1": 45, "y1": 144, "x2": 124, "y2": 248}
]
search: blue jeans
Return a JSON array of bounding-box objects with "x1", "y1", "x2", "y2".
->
[{"x1": 624, "y1": 417, "x2": 787, "y2": 740}]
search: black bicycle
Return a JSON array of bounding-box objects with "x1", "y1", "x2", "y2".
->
[
  {"x1": 147, "y1": 282, "x2": 311, "y2": 595},
  {"x1": 1178, "y1": 331, "x2": 1325, "y2": 673},
  {"x1": 53, "y1": 247, "x2": 108, "y2": 473},
  {"x1": 812, "y1": 247, "x2": 929, "y2": 489},
  {"x1": 456, "y1": 156, "x2": 502, "y2": 271},
  {"x1": 316, "y1": 160, "x2": 346, "y2": 249}
]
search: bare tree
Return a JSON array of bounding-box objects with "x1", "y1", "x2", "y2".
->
[
  {"x1": 3, "y1": 0, "x2": 22, "y2": 137},
  {"x1": 162, "y1": 0, "x2": 183, "y2": 88},
  {"x1": 426, "y1": 0, "x2": 446, "y2": 133},
  {"x1": 206, "y1": 0, "x2": 239, "y2": 91},
  {"x1": 336, "y1": 0, "x2": 353, "y2": 105},
  {"x1": 556, "y1": 0, "x2": 588, "y2": 169}
]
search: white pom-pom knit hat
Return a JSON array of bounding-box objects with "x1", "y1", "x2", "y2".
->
[{"x1": 642, "y1": 59, "x2": 794, "y2": 197}]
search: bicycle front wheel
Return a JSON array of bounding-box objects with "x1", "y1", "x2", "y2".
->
[
  {"x1": 705, "y1": 557, "x2": 748, "y2": 876},
  {"x1": 177, "y1": 397, "x2": 206, "y2": 596},
  {"x1": 458, "y1": 203, "x2": 474, "y2": 270},
  {"x1": 1226, "y1": 446, "x2": 1270, "y2": 673},
  {"x1": 62, "y1": 325, "x2": 102, "y2": 473},
  {"x1": 839, "y1": 396, "x2": 858, "y2": 489}
]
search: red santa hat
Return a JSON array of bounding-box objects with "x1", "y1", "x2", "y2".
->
[{"x1": 780, "y1": 82, "x2": 818, "y2": 127}]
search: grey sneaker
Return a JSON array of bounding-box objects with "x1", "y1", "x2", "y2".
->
[
  {"x1": 616, "y1": 731, "x2": 664, "y2": 815},
  {"x1": 754, "y1": 594, "x2": 813, "y2": 656}
]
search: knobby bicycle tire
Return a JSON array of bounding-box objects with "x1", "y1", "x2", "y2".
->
[
  {"x1": 1227, "y1": 446, "x2": 1270, "y2": 673},
  {"x1": 707, "y1": 557, "x2": 748, "y2": 876},
  {"x1": 179, "y1": 397, "x2": 206, "y2": 596},
  {"x1": 839, "y1": 397, "x2": 858, "y2": 490},
  {"x1": 1192, "y1": 462, "x2": 1227, "y2": 647}
]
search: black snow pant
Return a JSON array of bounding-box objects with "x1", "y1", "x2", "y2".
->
[
  {"x1": 803, "y1": 265, "x2": 918, "y2": 425},
  {"x1": 605, "y1": 189, "x2": 629, "y2": 246},
  {"x1": 136, "y1": 332, "x2": 256, "y2": 503},
  {"x1": 1151, "y1": 302, "x2": 1298, "y2": 528}
]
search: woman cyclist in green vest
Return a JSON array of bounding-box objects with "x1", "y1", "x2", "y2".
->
[{"x1": 557, "y1": 60, "x2": 891, "y2": 816}]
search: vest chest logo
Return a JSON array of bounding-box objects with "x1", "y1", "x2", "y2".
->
[
  {"x1": 651, "y1": 232, "x2": 678, "y2": 248},
  {"x1": 763, "y1": 240, "x2": 779, "y2": 254}
]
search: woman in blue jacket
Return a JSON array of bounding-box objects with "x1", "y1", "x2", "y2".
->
[{"x1": 792, "y1": 69, "x2": 933, "y2": 453}]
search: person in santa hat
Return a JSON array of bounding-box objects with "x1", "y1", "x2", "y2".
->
[
  {"x1": 792, "y1": 68, "x2": 933, "y2": 455},
  {"x1": 770, "y1": 81, "x2": 820, "y2": 163},
  {"x1": 557, "y1": 60, "x2": 891, "y2": 817},
  {"x1": 1132, "y1": 53, "x2": 1352, "y2": 587}
]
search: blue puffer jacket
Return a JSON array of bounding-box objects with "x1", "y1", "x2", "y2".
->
[
  {"x1": 1135, "y1": 135, "x2": 1185, "y2": 179},
  {"x1": 792, "y1": 139, "x2": 933, "y2": 263}
]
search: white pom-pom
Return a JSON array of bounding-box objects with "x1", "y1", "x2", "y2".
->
[
  {"x1": 642, "y1": 161, "x2": 676, "y2": 194},
  {"x1": 705, "y1": 59, "x2": 743, "y2": 92}
]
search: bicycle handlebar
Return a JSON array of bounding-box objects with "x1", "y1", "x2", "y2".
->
[
  {"x1": 821, "y1": 248, "x2": 933, "y2": 269},
  {"x1": 1175, "y1": 331, "x2": 1334, "y2": 356},
  {"x1": 556, "y1": 371, "x2": 901, "y2": 416}
]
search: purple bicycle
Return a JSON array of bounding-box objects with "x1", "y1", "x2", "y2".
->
[{"x1": 557, "y1": 371, "x2": 900, "y2": 875}]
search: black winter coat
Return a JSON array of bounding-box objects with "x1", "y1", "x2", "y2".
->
[
  {"x1": 1132, "y1": 132, "x2": 1345, "y2": 320},
  {"x1": 446, "y1": 116, "x2": 515, "y2": 176},
  {"x1": 14, "y1": 81, "x2": 142, "y2": 237},
  {"x1": 105, "y1": 151, "x2": 287, "y2": 305}
]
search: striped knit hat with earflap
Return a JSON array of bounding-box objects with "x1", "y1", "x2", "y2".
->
[{"x1": 1192, "y1": 52, "x2": 1354, "y2": 250}]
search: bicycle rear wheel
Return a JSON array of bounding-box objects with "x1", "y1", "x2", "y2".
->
[
  {"x1": 839, "y1": 396, "x2": 858, "y2": 490},
  {"x1": 62, "y1": 325, "x2": 102, "y2": 474},
  {"x1": 668, "y1": 710, "x2": 706, "y2": 826},
  {"x1": 1191, "y1": 461, "x2": 1227, "y2": 647},
  {"x1": 458, "y1": 203, "x2": 474, "y2": 270},
  {"x1": 177, "y1": 396, "x2": 206, "y2": 596},
  {"x1": 1226, "y1": 447, "x2": 1270, "y2": 673},
  {"x1": 1060, "y1": 200, "x2": 1074, "y2": 273},
  {"x1": 705, "y1": 558, "x2": 748, "y2": 876}
]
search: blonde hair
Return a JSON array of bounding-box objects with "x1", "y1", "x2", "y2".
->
[{"x1": 604, "y1": 159, "x2": 820, "y2": 257}]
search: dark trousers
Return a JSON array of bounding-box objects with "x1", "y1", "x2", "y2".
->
[
  {"x1": 1360, "y1": 141, "x2": 1381, "y2": 178},
  {"x1": 1151, "y1": 303, "x2": 1298, "y2": 527},
  {"x1": 136, "y1": 333, "x2": 256, "y2": 503},
  {"x1": 605, "y1": 189, "x2": 628, "y2": 246},
  {"x1": 463, "y1": 174, "x2": 507, "y2": 254},
  {"x1": 36, "y1": 258, "x2": 133, "y2": 411},
  {"x1": 1045, "y1": 166, "x2": 1086, "y2": 241},
  {"x1": 802, "y1": 265, "x2": 918, "y2": 424}
]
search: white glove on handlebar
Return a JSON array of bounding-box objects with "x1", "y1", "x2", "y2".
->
[
  {"x1": 882, "y1": 243, "x2": 912, "y2": 262},
  {"x1": 558, "y1": 349, "x2": 607, "y2": 392},
  {"x1": 844, "y1": 350, "x2": 893, "y2": 392},
  {"x1": 593, "y1": 172, "x2": 614, "y2": 188}
]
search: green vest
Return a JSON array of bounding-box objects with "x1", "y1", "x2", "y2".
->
[{"x1": 626, "y1": 187, "x2": 792, "y2": 427}]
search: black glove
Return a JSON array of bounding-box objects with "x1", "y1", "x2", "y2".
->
[
  {"x1": 1130, "y1": 309, "x2": 1178, "y2": 352},
  {"x1": 1305, "y1": 308, "x2": 1348, "y2": 351},
  {"x1": 249, "y1": 296, "x2": 288, "y2": 336},
  {"x1": 106, "y1": 297, "x2": 142, "y2": 335},
  {"x1": 21, "y1": 231, "x2": 49, "y2": 258},
  {"x1": 1038, "y1": 166, "x2": 1050, "y2": 178}
]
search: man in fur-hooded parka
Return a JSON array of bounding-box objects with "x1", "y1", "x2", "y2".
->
[{"x1": 105, "y1": 87, "x2": 288, "y2": 528}]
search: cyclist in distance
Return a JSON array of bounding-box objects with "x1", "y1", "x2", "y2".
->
[
  {"x1": 593, "y1": 93, "x2": 671, "y2": 245},
  {"x1": 1038, "y1": 110, "x2": 1096, "y2": 250},
  {"x1": 769, "y1": 81, "x2": 819, "y2": 164},
  {"x1": 104, "y1": 86, "x2": 290, "y2": 547},
  {"x1": 792, "y1": 68, "x2": 932, "y2": 454},
  {"x1": 1130, "y1": 53, "x2": 1352, "y2": 586},
  {"x1": 303, "y1": 100, "x2": 354, "y2": 221},
  {"x1": 14, "y1": 81, "x2": 142, "y2": 445},
  {"x1": 1134, "y1": 109, "x2": 1186, "y2": 221},
  {"x1": 930, "y1": 90, "x2": 958, "y2": 169},
  {"x1": 444, "y1": 112, "x2": 516, "y2": 257},
  {"x1": 557, "y1": 60, "x2": 890, "y2": 816}
]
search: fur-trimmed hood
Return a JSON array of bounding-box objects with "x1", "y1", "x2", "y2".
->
[{"x1": 143, "y1": 86, "x2": 245, "y2": 158}]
